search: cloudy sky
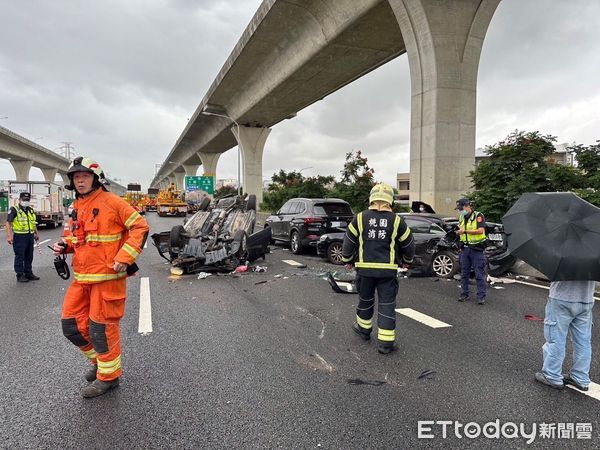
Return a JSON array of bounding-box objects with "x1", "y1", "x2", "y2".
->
[{"x1": 1, "y1": 0, "x2": 599, "y2": 189}]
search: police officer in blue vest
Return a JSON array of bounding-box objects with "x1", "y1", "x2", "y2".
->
[
  {"x1": 456, "y1": 198, "x2": 487, "y2": 304},
  {"x1": 5, "y1": 192, "x2": 40, "y2": 282},
  {"x1": 342, "y1": 183, "x2": 415, "y2": 354}
]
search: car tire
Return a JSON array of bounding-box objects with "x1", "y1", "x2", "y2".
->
[
  {"x1": 233, "y1": 230, "x2": 248, "y2": 260},
  {"x1": 290, "y1": 231, "x2": 303, "y2": 255},
  {"x1": 198, "y1": 197, "x2": 211, "y2": 211},
  {"x1": 264, "y1": 225, "x2": 275, "y2": 245},
  {"x1": 246, "y1": 195, "x2": 257, "y2": 211},
  {"x1": 431, "y1": 251, "x2": 459, "y2": 278},
  {"x1": 47, "y1": 220, "x2": 56, "y2": 229},
  {"x1": 327, "y1": 241, "x2": 344, "y2": 265},
  {"x1": 170, "y1": 225, "x2": 186, "y2": 249}
]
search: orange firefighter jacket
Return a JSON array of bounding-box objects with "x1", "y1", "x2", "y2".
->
[{"x1": 63, "y1": 188, "x2": 149, "y2": 283}]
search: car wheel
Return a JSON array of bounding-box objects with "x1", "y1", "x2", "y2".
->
[
  {"x1": 290, "y1": 231, "x2": 303, "y2": 255},
  {"x1": 327, "y1": 242, "x2": 344, "y2": 265},
  {"x1": 246, "y1": 195, "x2": 257, "y2": 211},
  {"x1": 47, "y1": 220, "x2": 56, "y2": 229},
  {"x1": 198, "y1": 197, "x2": 211, "y2": 211},
  {"x1": 170, "y1": 225, "x2": 186, "y2": 249},
  {"x1": 233, "y1": 230, "x2": 248, "y2": 260},
  {"x1": 264, "y1": 225, "x2": 275, "y2": 245},
  {"x1": 431, "y1": 251, "x2": 459, "y2": 278}
]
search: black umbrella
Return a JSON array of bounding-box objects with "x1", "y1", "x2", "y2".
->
[
  {"x1": 502, "y1": 192, "x2": 600, "y2": 281},
  {"x1": 411, "y1": 201, "x2": 436, "y2": 214}
]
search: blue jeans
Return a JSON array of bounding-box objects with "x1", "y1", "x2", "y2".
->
[
  {"x1": 460, "y1": 246, "x2": 486, "y2": 299},
  {"x1": 542, "y1": 298, "x2": 594, "y2": 386}
]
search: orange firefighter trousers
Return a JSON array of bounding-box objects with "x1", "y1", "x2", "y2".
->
[{"x1": 61, "y1": 278, "x2": 126, "y2": 381}]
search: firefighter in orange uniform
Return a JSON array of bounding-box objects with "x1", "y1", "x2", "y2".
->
[{"x1": 52, "y1": 157, "x2": 149, "y2": 398}]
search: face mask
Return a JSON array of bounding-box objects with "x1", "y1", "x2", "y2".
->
[{"x1": 21, "y1": 201, "x2": 30, "y2": 208}]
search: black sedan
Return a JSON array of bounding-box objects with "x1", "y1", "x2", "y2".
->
[{"x1": 317, "y1": 213, "x2": 510, "y2": 278}]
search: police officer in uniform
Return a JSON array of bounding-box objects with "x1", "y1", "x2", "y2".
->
[
  {"x1": 456, "y1": 198, "x2": 487, "y2": 304},
  {"x1": 342, "y1": 183, "x2": 415, "y2": 354},
  {"x1": 5, "y1": 192, "x2": 40, "y2": 282}
]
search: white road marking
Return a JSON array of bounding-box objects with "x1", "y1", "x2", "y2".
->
[
  {"x1": 512, "y1": 279, "x2": 600, "y2": 301},
  {"x1": 313, "y1": 353, "x2": 334, "y2": 373},
  {"x1": 144, "y1": 240, "x2": 148, "y2": 249},
  {"x1": 37, "y1": 239, "x2": 51, "y2": 246},
  {"x1": 282, "y1": 259, "x2": 305, "y2": 267},
  {"x1": 138, "y1": 277, "x2": 152, "y2": 334},
  {"x1": 567, "y1": 381, "x2": 600, "y2": 401},
  {"x1": 395, "y1": 308, "x2": 452, "y2": 329}
]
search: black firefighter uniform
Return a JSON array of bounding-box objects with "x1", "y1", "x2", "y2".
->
[{"x1": 342, "y1": 210, "x2": 415, "y2": 347}]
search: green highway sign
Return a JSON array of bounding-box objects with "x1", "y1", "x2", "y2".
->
[{"x1": 185, "y1": 176, "x2": 214, "y2": 195}]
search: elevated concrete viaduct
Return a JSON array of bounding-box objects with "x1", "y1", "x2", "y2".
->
[
  {"x1": 0, "y1": 125, "x2": 126, "y2": 196},
  {"x1": 152, "y1": 0, "x2": 500, "y2": 214}
]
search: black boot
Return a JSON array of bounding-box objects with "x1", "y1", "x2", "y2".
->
[
  {"x1": 25, "y1": 273, "x2": 40, "y2": 280},
  {"x1": 81, "y1": 378, "x2": 119, "y2": 398},
  {"x1": 377, "y1": 341, "x2": 398, "y2": 355},
  {"x1": 352, "y1": 323, "x2": 371, "y2": 341},
  {"x1": 16, "y1": 274, "x2": 29, "y2": 283},
  {"x1": 85, "y1": 365, "x2": 97, "y2": 382}
]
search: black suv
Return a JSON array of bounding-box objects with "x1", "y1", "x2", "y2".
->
[{"x1": 265, "y1": 198, "x2": 354, "y2": 254}]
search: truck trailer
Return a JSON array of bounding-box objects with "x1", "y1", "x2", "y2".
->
[{"x1": 8, "y1": 181, "x2": 66, "y2": 228}]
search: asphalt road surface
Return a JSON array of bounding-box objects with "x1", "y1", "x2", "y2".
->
[{"x1": 1, "y1": 213, "x2": 599, "y2": 449}]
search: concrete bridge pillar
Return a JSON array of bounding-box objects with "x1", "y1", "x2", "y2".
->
[
  {"x1": 10, "y1": 160, "x2": 33, "y2": 182},
  {"x1": 41, "y1": 168, "x2": 58, "y2": 183},
  {"x1": 173, "y1": 172, "x2": 185, "y2": 191},
  {"x1": 183, "y1": 164, "x2": 199, "y2": 177},
  {"x1": 388, "y1": 0, "x2": 500, "y2": 215},
  {"x1": 234, "y1": 126, "x2": 271, "y2": 208},
  {"x1": 59, "y1": 173, "x2": 70, "y2": 186},
  {"x1": 197, "y1": 152, "x2": 221, "y2": 179}
]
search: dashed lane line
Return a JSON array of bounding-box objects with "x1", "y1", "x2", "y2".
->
[
  {"x1": 567, "y1": 382, "x2": 600, "y2": 402},
  {"x1": 395, "y1": 308, "x2": 452, "y2": 329},
  {"x1": 138, "y1": 277, "x2": 152, "y2": 334}
]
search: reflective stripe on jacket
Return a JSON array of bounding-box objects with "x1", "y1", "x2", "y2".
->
[
  {"x1": 341, "y1": 210, "x2": 414, "y2": 278},
  {"x1": 459, "y1": 211, "x2": 487, "y2": 245},
  {"x1": 11, "y1": 207, "x2": 37, "y2": 234},
  {"x1": 63, "y1": 189, "x2": 149, "y2": 283}
]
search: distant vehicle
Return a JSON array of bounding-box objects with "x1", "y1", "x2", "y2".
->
[
  {"x1": 265, "y1": 198, "x2": 354, "y2": 254},
  {"x1": 8, "y1": 181, "x2": 65, "y2": 228},
  {"x1": 151, "y1": 194, "x2": 271, "y2": 273},
  {"x1": 156, "y1": 183, "x2": 187, "y2": 217},
  {"x1": 144, "y1": 188, "x2": 159, "y2": 212},
  {"x1": 123, "y1": 184, "x2": 146, "y2": 216},
  {"x1": 317, "y1": 213, "x2": 514, "y2": 278}
]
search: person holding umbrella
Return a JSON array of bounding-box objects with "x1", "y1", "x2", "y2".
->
[{"x1": 503, "y1": 192, "x2": 599, "y2": 391}]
